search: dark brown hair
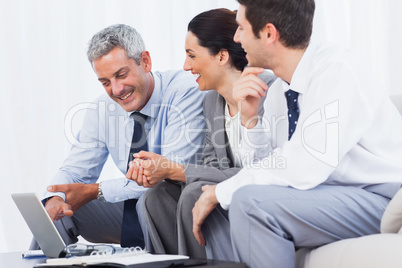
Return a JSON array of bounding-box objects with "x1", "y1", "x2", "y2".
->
[
  {"x1": 188, "y1": 8, "x2": 248, "y2": 71},
  {"x1": 237, "y1": 0, "x2": 315, "y2": 49}
]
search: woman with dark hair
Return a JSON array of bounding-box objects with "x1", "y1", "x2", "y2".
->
[{"x1": 130, "y1": 8, "x2": 276, "y2": 258}]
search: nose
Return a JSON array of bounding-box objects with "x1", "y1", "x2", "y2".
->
[
  {"x1": 234, "y1": 27, "x2": 240, "y2": 43},
  {"x1": 111, "y1": 79, "x2": 125, "y2": 96},
  {"x1": 183, "y1": 57, "x2": 192, "y2": 71}
]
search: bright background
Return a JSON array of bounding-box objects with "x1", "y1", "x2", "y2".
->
[{"x1": 0, "y1": 0, "x2": 401, "y2": 252}]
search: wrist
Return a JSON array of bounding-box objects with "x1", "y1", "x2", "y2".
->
[
  {"x1": 169, "y1": 164, "x2": 186, "y2": 182},
  {"x1": 96, "y1": 182, "x2": 106, "y2": 202}
]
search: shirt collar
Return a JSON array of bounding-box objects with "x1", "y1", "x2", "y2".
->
[
  {"x1": 127, "y1": 72, "x2": 162, "y2": 119},
  {"x1": 288, "y1": 42, "x2": 317, "y2": 95}
]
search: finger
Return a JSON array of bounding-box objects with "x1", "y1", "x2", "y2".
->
[
  {"x1": 133, "y1": 163, "x2": 142, "y2": 186},
  {"x1": 235, "y1": 89, "x2": 263, "y2": 103},
  {"x1": 47, "y1": 185, "x2": 64, "y2": 192},
  {"x1": 142, "y1": 175, "x2": 152, "y2": 188},
  {"x1": 241, "y1": 66, "x2": 265, "y2": 77},
  {"x1": 201, "y1": 185, "x2": 212, "y2": 192},
  {"x1": 192, "y1": 207, "x2": 206, "y2": 246},
  {"x1": 133, "y1": 150, "x2": 155, "y2": 160},
  {"x1": 193, "y1": 225, "x2": 206, "y2": 246},
  {"x1": 137, "y1": 159, "x2": 151, "y2": 170},
  {"x1": 63, "y1": 207, "x2": 74, "y2": 217},
  {"x1": 235, "y1": 76, "x2": 268, "y2": 93},
  {"x1": 126, "y1": 162, "x2": 134, "y2": 180},
  {"x1": 136, "y1": 165, "x2": 146, "y2": 186}
]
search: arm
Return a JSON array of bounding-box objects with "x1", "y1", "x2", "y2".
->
[
  {"x1": 128, "y1": 88, "x2": 241, "y2": 186},
  {"x1": 45, "y1": 97, "x2": 109, "y2": 219},
  {"x1": 215, "y1": 53, "x2": 379, "y2": 209}
]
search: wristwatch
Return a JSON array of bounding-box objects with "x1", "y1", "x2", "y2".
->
[{"x1": 97, "y1": 182, "x2": 106, "y2": 202}]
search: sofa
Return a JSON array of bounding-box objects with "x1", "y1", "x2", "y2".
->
[{"x1": 296, "y1": 94, "x2": 402, "y2": 268}]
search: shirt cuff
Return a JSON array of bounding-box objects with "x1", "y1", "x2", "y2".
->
[
  {"x1": 215, "y1": 168, "x2": 249, "y2": 210},
  {"x1": 42, "y1": 192, "x2": 66, "y2": 205},
  {"x1": 101, "y1": 178, "x2": 148, "y2": 202}
]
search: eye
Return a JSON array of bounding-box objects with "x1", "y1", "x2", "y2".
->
[
  {"x1": 116, "y1": 72, "x2": 128, "y2": 79},
  {"x1": 101, "y1": 81, "x2": 110, "y2": 87},
  {"x1": 188, "y1": 54, "x2": 195, "y2": 59}
]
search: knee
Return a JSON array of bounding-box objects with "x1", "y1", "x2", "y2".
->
[
  {"x1": 178, "y1": 181, "x2": 207, "y2": 214},
  {"x1": 141, "y1": 186, "x2": 161, "y2": 211},
  {"x1": 230, "y1": 185, "x2": 279, "y2": 220},
  {"x1": 231, "y1": 185, "x2": 255, "y2": 209}
]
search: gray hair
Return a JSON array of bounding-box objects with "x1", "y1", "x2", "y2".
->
[{"x1": 87, "y1": 24, "x2": 146, "y2": 64}]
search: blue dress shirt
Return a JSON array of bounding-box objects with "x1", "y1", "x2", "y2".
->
[{"x1": 45, "y1": 70, "x2": 206, "y2": 202}]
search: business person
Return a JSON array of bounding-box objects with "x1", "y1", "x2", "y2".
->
[
  {"x1": 126, "y1": 9, "x2": 276, "y2": 258},
  {"x1": 192, "y1": 1, "x2": 402, "y2": 267},
  {"x1": 32, "y1": 24, "x2": 206, "y2": 249}
]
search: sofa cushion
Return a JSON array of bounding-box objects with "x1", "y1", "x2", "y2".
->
[
  {"x1": 381, "y1": 188, "x2": 402, "y2": 234},
  {"x1": 300, "y1": 234, "x2": 402, "y2": 268}
]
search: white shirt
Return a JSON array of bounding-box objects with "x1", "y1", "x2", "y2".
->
[
  {"x1": 224, "y1": 104, "x2": 243, "y2": 168},
  {"x1": 216, "y1": 43, "x2": 402, "y2": 210}
]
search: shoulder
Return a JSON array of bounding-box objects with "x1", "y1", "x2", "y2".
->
[
  {"x1": 155, "y1": 70, "x2": 199, "y2": 94},
  {"x1": 203, "y1": 90, "x2": 223, "y2": 118},
  {"x1": 204, "y1": 90, "x2": 220, "y2": 103},
  {"x1": 156, "y1": 70, "x2": 206, "y2": 104}
]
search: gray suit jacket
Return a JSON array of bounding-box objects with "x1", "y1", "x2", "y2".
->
[{"x1": 185, "y1": 72, "x2": 277, "y2": 185}]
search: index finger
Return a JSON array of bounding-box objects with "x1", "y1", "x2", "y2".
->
[
  {"x1": 241, "y1": 67, "x2": 265, "y2": 77},
  {"x1": 192, "y1": 209, "x2": 206, "y2": 246}
]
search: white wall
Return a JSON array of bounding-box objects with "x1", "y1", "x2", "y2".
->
[{"x1": 0, "y1": 0, "x2": 401, "y2": 252}]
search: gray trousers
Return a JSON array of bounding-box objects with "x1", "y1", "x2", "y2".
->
[
  {"x1": 31, "y1": 200, "x2": 133, "y2": 248},
  {"x1": 203, "y1": 185, "x2": 391, "y2": 268},
  {"x1": 139, "y1": 180, "x2": 207, "y2": 258}
]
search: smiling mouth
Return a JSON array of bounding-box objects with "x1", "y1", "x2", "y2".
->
[
  {"x1": 120, "y1": 90, "x2": 133, "y2": 100},
  {"x1": 193, "y1": 73, "x2": 201, "y2": 82}
]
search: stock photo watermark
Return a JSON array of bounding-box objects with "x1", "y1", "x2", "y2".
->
[{"x1": 63, "y1": 100, "x2": 340, "y2": 170}]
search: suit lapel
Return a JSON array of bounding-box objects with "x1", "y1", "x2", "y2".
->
[{"x1": 213, "y1": 93, "x2": 235, "y2": 165}]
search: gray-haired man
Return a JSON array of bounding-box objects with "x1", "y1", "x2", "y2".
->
[{"x1": 32, "y1": 24, "x2": 206, "y2": 248}]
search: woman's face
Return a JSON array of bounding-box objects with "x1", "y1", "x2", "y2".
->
[{"x1": 183, "y1": 31, "x2": 222, "y2": 91}]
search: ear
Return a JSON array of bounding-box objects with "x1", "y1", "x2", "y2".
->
[
  {"x1": 140, "y1": 51, "x2": 152, "y2": 72},
  {"x1": 218, "y1": 49, "x2": 230, "y2": 66},
  {"x1": 261, "y1": 23, "x2": 278, "y2": 45}
]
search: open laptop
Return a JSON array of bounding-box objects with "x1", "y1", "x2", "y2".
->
[{"x1": 11, "y1": 193, "x2": 66, "y2": 258}]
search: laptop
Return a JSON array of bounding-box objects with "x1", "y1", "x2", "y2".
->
[{"x1": 11, "y1": 193, "x2": 66, "y2": 258}]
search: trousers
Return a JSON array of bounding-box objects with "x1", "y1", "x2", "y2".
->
[
  {"x1": 203, "y1": 185, "x2": 391, "y2": 268},
  {"x1": 138, "y1": 180, "x2": 207, "y2": 258}
]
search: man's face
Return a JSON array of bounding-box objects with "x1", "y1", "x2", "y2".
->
[
  {"x1": 92, "y1": 47, "x2": 152, "y2": 112},
  {"x1": 234, "y1": 5, "x2": 268, "y2": 68}
]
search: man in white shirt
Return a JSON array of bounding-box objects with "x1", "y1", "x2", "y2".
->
[{"x1": 192, "y1": 0, "x2": 402, "y2": 267}]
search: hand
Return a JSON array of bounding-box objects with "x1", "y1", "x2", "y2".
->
[
  {"x1": 46, "y1": 183, "x2": 98, "y2": 213},
  {"x1": 126, "y1": 151, "x2": 184, "y2": 187},
  {"x1": 192, "y1": 185, "x2": 218, "y2": 246},
  {"x1": 126, "y1": 159, "x2": 147, "y2": 186},
  {"x1": 44, "y1": 196, "x2": 73, "y2": 221},
  {"x1": 233, "y1": 67, "x2": 268, "y2": 129}
]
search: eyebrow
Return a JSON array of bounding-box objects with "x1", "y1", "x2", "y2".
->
[{"x1": 185, "y1": 49, "x2": 195, "y2": 53}]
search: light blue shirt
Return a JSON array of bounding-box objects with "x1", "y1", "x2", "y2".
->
[{"x1": 45, "y1": 70, "x2": 206, "y2": 202}]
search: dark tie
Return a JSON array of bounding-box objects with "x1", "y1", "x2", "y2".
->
[
  {"x1": 285, "y1": 89, "x2": 300, "y2": 140},
  {"x1": 121, "y1": 112, "x2": 148, "y2": 248}
]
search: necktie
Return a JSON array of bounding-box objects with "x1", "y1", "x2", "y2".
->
[
  {"x1": 121, "y1": 112, "x2": 148, "y2": 248},
  {"x1": 285, "y1": 89, "x2": 300, "y2": 140}
]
